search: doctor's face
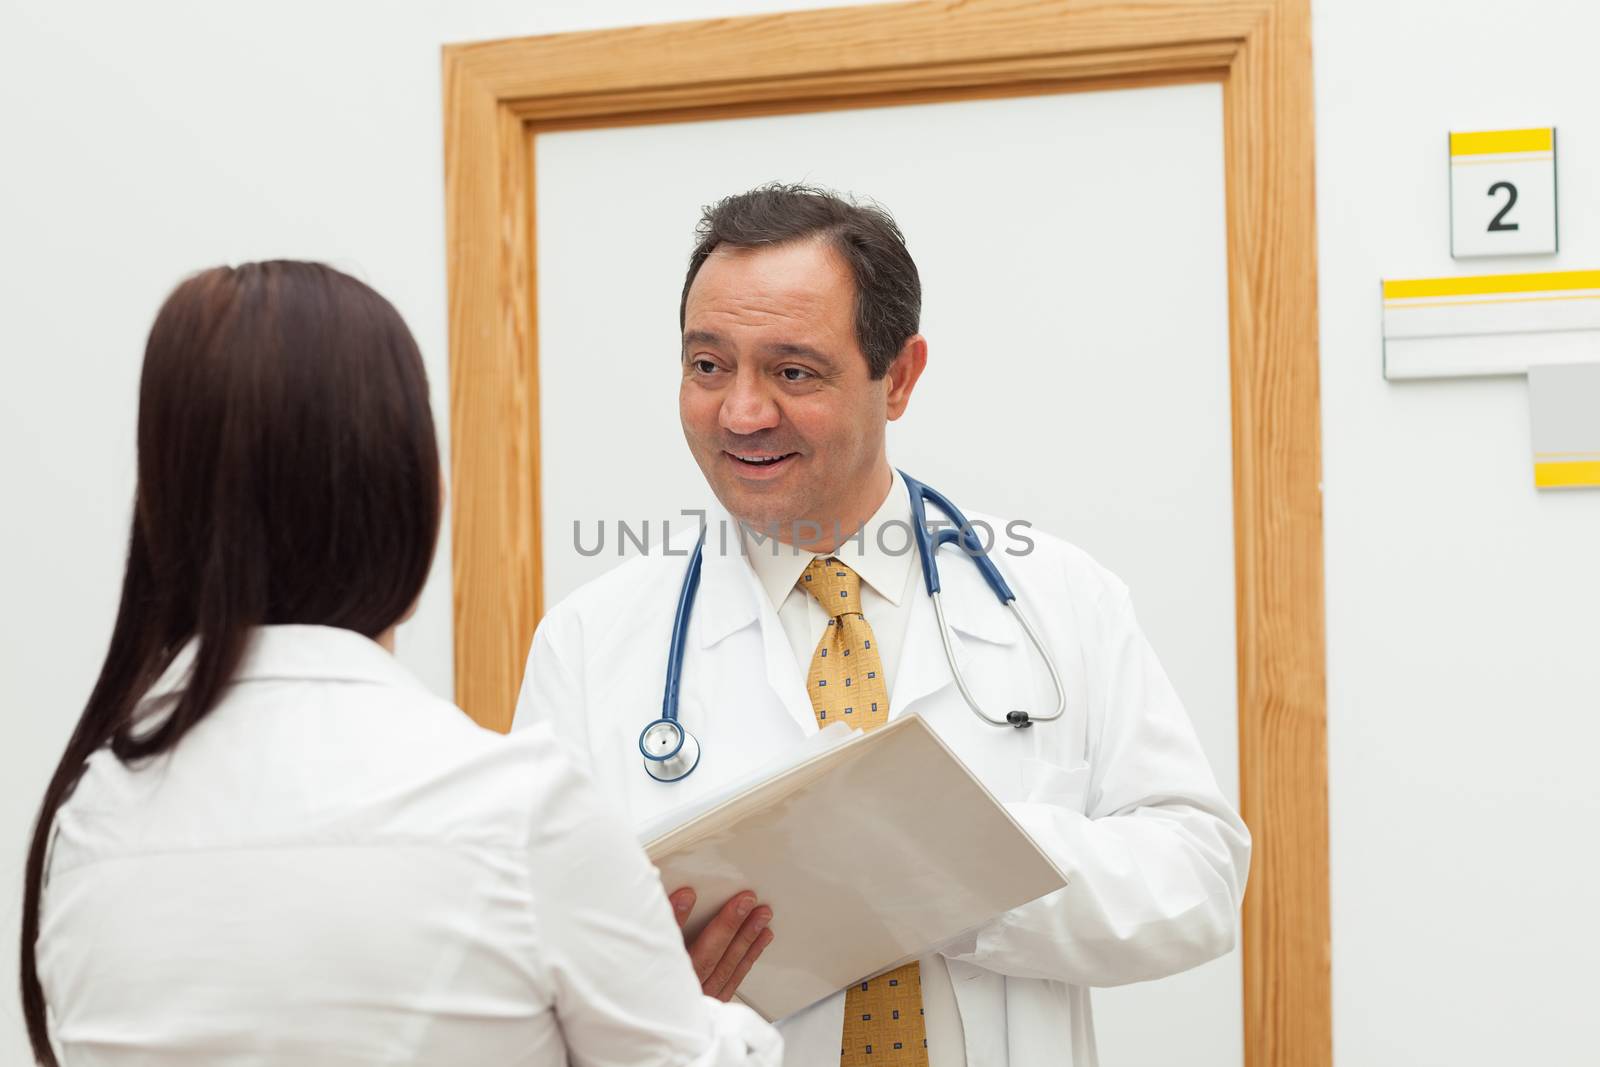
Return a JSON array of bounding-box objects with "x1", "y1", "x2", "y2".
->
[{"x1": 680, "y1": 240, "x2": 913, "y2": 541}]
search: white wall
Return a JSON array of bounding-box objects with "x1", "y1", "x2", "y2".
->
[
  {"x1": 4, "y1": 0, "x2": 1598, "y2": 1064},
  {"x1": 1314, "y1": 2, "x2": 1600, "y2": 1063}
]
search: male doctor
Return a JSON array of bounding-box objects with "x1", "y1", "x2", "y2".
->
[{"x1": 514, "y1": 184, "x2": 1250, "y2": 1067}]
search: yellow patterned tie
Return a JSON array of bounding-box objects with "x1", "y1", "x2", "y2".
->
[{"x1": 800, "y1": 557, "x2": 929, "y2": 1067}]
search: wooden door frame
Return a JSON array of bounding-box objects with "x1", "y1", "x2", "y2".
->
[{"x1": 442, "y1": 2, "x2": 1328, "y2": 1064}]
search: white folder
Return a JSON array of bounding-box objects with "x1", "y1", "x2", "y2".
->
[{"x1": 645, "y1": 714, "x2": 1068, "y2": 1022}]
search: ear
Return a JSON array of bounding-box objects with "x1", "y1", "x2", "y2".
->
[{"x1": 883, "y1": 335, "x2": 928, "y2": 421}]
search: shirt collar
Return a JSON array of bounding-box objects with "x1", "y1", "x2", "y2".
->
[
  {"x1": 742, "y1": 468, "x2": 915, "y2": 612},
  {"x1": 141, "y1": 624, "x2": 428, "y2": 707}
]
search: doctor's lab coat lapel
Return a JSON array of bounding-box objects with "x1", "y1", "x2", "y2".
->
[
  {"x1": 891, "y1": 546, "x2": 1027, "y2": 1066},
  {"x1": 691, "y1": 508, "x2": 819, "y2": 736},
  {"x1": 889, "y1": 541, "x2": 1020, "y2": 719}
]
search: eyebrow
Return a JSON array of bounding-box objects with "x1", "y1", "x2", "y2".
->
[
  {"x1": 682, "y1": 329, "x2": 725, "y2": 351},
  {"x1": 764, "y1": 342, "x2": 837, "y2": 367}
]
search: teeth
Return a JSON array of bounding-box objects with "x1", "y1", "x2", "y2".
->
[{"x1": 736, "y1": 454, "x2": 786, "y2": 464}]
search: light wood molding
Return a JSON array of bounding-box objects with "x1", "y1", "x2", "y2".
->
[{"x1": 442, "y1": 3, "x2": 1329, "y2": 1065}]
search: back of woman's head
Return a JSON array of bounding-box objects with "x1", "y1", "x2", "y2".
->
[
  {"x1": 19, "y1": 261, "x2": 441, "y2": 1065},
  {"x1": 137, "y1": 261, "x2": 439, "y2": 644}
]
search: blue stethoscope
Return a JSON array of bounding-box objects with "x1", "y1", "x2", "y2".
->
[{"x1": 640, "y1": 472, "x2": 1069, "y2": 782}]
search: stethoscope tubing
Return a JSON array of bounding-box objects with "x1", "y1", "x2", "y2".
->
[
  {"x1": 660, "y1": 533, "x2": 704, "y2": 724},
  {"x1": 642, "y1": 471, "x2": 1069, "y2": 781}
]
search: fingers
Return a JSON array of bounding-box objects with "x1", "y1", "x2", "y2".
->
[
  {"x1": 715, "y1": 926, "x2": 775, "y2": 1002},
  {"x1": 702, "y1": 905, "x2": 772, "y2": 998},
  {"x1": 688, "y1": 892, "x2": 756, "y2": 983},
  {"x1": 681, "y1": 891, "x2": 775, "y2": 999},
  {"x1": 668, "y1": 887, "x2": 695, "y2": 931}
]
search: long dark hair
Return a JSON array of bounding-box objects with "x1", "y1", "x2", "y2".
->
[{"x1": 18, "y1": 261, "x2": 441, "y2": 1065}]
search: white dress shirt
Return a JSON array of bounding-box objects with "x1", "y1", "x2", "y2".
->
[
  {"x1": 741, "y1": 470, "x2": 967, "y2": 1067},
  {"x1": 36, "y1": 624, "x2": 780, "y2": 1067}
]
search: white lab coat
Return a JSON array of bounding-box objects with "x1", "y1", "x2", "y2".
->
[
  {"x1": 515, "y1": 500, "x2": 1250, "y2": 1067},
  {"x1": 38, "y1": 625, "x2": 780, "y2": 1067}
]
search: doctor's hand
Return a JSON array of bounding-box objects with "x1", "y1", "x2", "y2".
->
[{"x1": 669, "y1": 887, "x2": 775, "y2": 1002}]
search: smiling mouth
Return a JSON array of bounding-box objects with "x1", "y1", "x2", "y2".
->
[{"x1": 726, "y1": 451, "x2": 799, "y2": 469}]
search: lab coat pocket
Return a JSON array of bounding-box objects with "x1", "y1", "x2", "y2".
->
[{"x1": 1019, "y1": 758, "x2": 1092, "y2": 813}]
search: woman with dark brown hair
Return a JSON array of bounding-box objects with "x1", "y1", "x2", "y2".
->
[{"x1": 17, "y1": 262, "x2": 780, "y2": 1067}]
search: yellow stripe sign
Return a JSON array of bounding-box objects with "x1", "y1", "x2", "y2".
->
[
  {"x1": 1450, "y1": 128, "x2": 1553, "y2": 156},
  {"x1": 1384, "y1": 270, "x2": 1600, "y2": 302},
  {"x1": 1381, "y1": 270, "x2": 1600, "y2": 379},
  {"x1": 1534, "y1": 461, "x2": 1600, "y2": 489},
  {"x1": 1448, "y1": 127, "x2": 1557, "y2": 260},
  {"x1": 1529, "y1": 364, "x2": 1600, "y2": 491}
]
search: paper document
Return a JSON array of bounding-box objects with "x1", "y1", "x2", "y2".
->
[
  {"x1": 646, "y1": 714, "x2": 1067, "y2": 1022},
  {"x1": 636, "y1": 721, "x2": 858, "y2": 845}
]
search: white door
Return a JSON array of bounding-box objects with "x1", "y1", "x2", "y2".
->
[{"x1": 535, "y1": 83, "x2": 1240, "y2": 1067}]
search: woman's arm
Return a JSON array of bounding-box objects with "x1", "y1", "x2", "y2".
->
[{"x1": 518, "y1": 726, "x2": 782, "y2": 1067}]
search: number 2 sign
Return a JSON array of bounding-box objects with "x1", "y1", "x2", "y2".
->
[{"x1": 1450, "y1": 127, "x2": 1557, "y2": 258}]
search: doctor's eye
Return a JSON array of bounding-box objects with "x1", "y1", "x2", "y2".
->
[
  {"x1": 779, "y1": 366, "x2": 814, "y2": 382},
  {"x1": 691, "y1": 358, "x2": 721, "y2": 375}
]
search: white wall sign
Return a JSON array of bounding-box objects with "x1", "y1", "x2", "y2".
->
[
  {"x1": 1381, "y1": 269, "x2": 1600, "y2": 379},
  {"x1": 1528, "y1": 362, "x2": 1600, "y2": 489},
  {"x1": 1449, "y1": 127, "x2": 1557, "y2": 258}
]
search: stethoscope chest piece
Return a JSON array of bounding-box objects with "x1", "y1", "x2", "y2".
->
[{"x1": 640, "y1": 717, "x2": 701, "y2": 782}]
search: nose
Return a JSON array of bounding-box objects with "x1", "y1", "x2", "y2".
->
[{"x1": 720, "y1": 368, "x2": 781, "y2": 435}]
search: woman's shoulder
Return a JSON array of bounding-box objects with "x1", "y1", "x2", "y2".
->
[
  {"x1": 303, "y1": 683, "x2": 589, "y2": 847},
  {"x1": 51, "y1": 672, "x2": 589, "y2": 877}
]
